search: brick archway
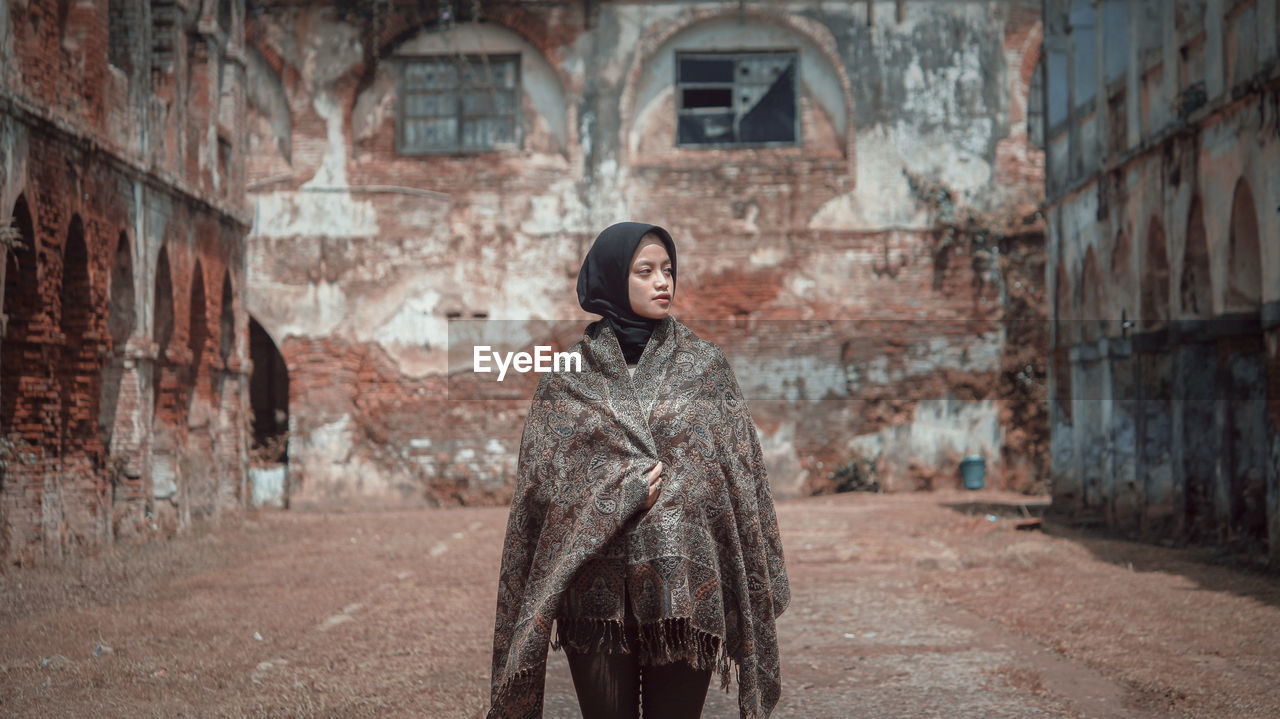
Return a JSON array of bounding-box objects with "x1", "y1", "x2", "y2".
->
[
  {"x1": 1141, "y1": 218, "x2": 1169, "y2": 330},
  {"x1": 58, "y1": 215, "x2": 103, "y2": 461},
  {"x1": 1180, "y1": 197, "x2": 1211, "y2": 318},
  {"x1": 99, "y1": 230, "x2": 136, "y2": 451},
  {"x1": 1226, "y1": 178, "x2": 1261, "y2": 312},
  {"x1": 1, "y1": 195, "x2": 40, "y2": 435}
]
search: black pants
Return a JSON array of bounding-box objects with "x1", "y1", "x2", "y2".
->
[{"x1": 565, "y1": 649, "x2": 712, "y2": 719}]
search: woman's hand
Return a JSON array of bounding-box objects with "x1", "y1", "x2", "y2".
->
[{"x1": 643, "y1": 462, "x2": 664, "y2": 509}]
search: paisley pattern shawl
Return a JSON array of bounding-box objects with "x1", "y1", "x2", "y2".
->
[{"x1": 488, "y1": 317, "x2": 790, "y2": 719}]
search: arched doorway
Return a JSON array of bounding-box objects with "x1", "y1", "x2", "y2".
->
[
  {"x1": 1, "y1": 195, "x2": 40, "y2": 434},
  {"x1": 1, "y1": 195, "x2": 41, "y2": 561},
  {"x1": 1179, "y1": 196, "x2": 1216, "y2": 541},
  {"x1": 1080, "y1": 247, "x2": 1102, "y2": 343},
  {"x1": 188, "y1": 262, "x2": 208, "y2": 402},
  {"x1": 185, "y1": 261, "x2": 214, "y2": 521},
  {"x1": 1141, "y1": 218, "x2": 1169, "y2": 330},
  {"x1": 1109, "y1": 231, "x2": 1132, "y2": 327},
  {"x1": 58, "y1": 215, "x2": 105, "y2": 549},
  {"x1": 1222, "y1": 178, "x2": 1266, "y2": 548},
  {"x1": 100, "y1": 230, "x2": 135, "y2": 450},
  {"x1": 1180, "y1": 198, "x2": 1210, "y2": 319},
  {"x1": 59, "y1": 216, "x2": 103, "y2": 460},
  {"x1": 248, "y1": 317, "x2": 289, "y2": 508},
  {"x1": 1225, "y1": 179, "x2": 1261, "y2": 312},
  {"x1": 150, "y1": 245, "x2": 180, "y2": 528},
  {"x1": 152, "y1": 245, "x2": 175, "y2": 420},
  {"x1": 219, "y1": 271, "x2": 234, "y2": 366},
  {"x1": 1053, "y1": 262, "x2": 1073, "y2": 422}
]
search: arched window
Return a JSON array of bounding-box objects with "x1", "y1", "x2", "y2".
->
[
  {"x1": 1109, "y1": 231, "x2": 1131, "y2": 323},
  {"x1": 249, "y1": 317, "x2": 289, "y2": 464},
  {"x1": 1180, "y1": 197, "x2": 1211, "y2": 318},
  {"x1": 1225, "y1": 179, "x2": 1261, "y2": 312},
  {"x1": 59, "y1": 216, "x2": 99, "y2": 452},
  {"x1": 1141, "y1": 218, "x2": 1170, "y2": 329},
  {"x1": 2, "y1": 195, "x2": 40, "y2": 433},
  {"x1": 152, "y1": 245, "x2": 175, "y2": 420},
  {"x1": 1080, "y1": 247, "x2": 1102, "y2": 343},
  {"x1": 219, "y1": 270, "x2": 235, "y2": 363},
  {"x1": 189, "y1": 262, "x2": 208, "y2": 396},
  {"x1": 1055, "y1": 262, "x2": 1073, "y2": 345},
  {"x1": 100, "y1": 231, "x2": 136, "y2": 447},
  {"x1": 108, "y1": 231, "x2": 135, "y2": 349}
]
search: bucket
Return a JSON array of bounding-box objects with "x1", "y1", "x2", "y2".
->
[{"x1": 959, "y1": 454, "x2": 986, "y2": 490}]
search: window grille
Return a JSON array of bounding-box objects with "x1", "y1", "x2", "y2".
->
[
  {"x1": 398, "y1": 54, "x2": 521, "y2": 154},
  {"x1": 675, "y1": 51, "x2": 798, "y2": 147}
]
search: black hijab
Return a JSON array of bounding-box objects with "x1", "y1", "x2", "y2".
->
[{"x1": 576, "y1": 222, "x2": 677, "y2": 364}]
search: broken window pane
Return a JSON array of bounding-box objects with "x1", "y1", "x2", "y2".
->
[
  {"x1": 682, "y1": 88, "x2": 733, "y2": 109},
  {"x1": 676, "y1": 51, "x2": 797, "y2": 147},
  {"x1": 398, "y1": 54, "x2": 520, "y2": 154}
]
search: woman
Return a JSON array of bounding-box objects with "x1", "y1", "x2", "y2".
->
[{"x1": 488, "y1": 222, "x2": 789, "y2": 719}]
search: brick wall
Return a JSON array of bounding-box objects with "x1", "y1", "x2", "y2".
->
[
  {"x1": 244, "y1": 0, "x2": 1047, "y2": 505},
  {"x1": 0, "y1": 0, "x2": 251, "y2": 565}
]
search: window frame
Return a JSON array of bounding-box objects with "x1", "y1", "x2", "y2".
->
[
  {"x1": 395, "y1": 53, "x2": 523, "y2": 156},
  {"x1": 673, "y1": 49, "x2": 801, "y2": 150}
]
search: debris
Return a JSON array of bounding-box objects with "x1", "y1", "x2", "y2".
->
[
  {"x1": 843, "y1": 633, "x2": 855, "y2": 639},
  {"x1": 93, "y1": 644, "x2": 114, "y2": 657},
  {"x1": 149, "y1": 669, "x2": 166, "y2": 678},
  {"x1": 1015, "y1": 517, "x2": 1042, "y2": 531},
  {"x1": 253, "y1": 632, "x2": 264, "y2": 641},
  {"x1": 317, "y1": 613, "x2": 355, "y2": 632},
  {"x1": 40, "y1": 654, "x2": 71, "y2": 670},
  {"x1": 986, "y1": 514, "x2": 1000, "y2": 522}
]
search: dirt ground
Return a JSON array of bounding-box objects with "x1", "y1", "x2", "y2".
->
[{"x1": 2, "y1": 489, "x2": 1279, "y2": 718}]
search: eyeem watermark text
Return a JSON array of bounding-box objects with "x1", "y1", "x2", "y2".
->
[{"x1": 473, "y1": 345, "x2": 582, "y2": 381}]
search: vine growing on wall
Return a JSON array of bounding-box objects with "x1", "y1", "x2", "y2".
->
[
  {"x1": 0, "y1": 220, "x2": 25, "y2": 261},
  {"x1": 902, "y1": 169, "x2": 1051, "y2": 494}
]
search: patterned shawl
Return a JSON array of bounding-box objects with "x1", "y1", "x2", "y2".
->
[{"x1": 488, "y1": 316, "x2": 790, "y2": 719}]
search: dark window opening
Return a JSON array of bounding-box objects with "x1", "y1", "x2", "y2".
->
[
  {"x1": 188, "y1": 263, "x2": 208, "y2": 396},
  {"x1": 676, "y1": 51, "x2": 798, "y2": 147},
  {"x1": 249, "y1": 317, "x2": 289, "y2": 465},
  {"x1": 220, "y1": 271, "x2": 235, "y2": 363},
  {"x1": 152, "y1": 246, "x2": 174, "y2": 418},
  {"x1": 682, "y1": 88, "x2": 732, "y2": 109},
  {"x1": 217, "y1": 0, "x2": 232, "y2": 34},
  {"x1": 397, "y1": 54, "x2": 521, "y2": 154},
  {"x1": 108, "y1": 0, "x2": 134, "y2": 74}
]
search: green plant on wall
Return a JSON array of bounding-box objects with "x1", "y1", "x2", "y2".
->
[
  {"x1": 0, "y1": 219, "x2": 25, "y2": 261},
  {"x1": 0, "y1": 433, "x2": 38, "y2": 473}
]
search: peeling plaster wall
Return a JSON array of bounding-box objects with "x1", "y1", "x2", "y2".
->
[
  {"x1": 1044, "y1": 0, "x2": 1280, "y2": 561},
  {"x1": 245, "y1": 0, "x2": 1046, "y2": 506}
]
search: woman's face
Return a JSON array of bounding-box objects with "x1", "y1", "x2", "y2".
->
[{"x1": 628, "y1": 235, "x2": 673, "y2": 320}]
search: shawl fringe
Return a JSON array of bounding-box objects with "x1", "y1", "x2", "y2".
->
[
  {"x1": 488, "y1": 659, "x2": 547, "y2": 719},
  {"x1": 553, "y1": 616, "x2": 734, "y2": 692},
  {"x1": 552, "y1": 616, "x2": 633, "y2": 655}
]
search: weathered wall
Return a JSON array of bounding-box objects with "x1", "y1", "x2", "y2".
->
[
  {"x1": 1043, "y1": 0, "x2": 1280, "y2": 561},
  {"x1": 0, "y1": 0, "x2": 251, "y2": 566},
  {"x1": 244, "y1": 0, "x2": 1046, "y2": 506}
]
